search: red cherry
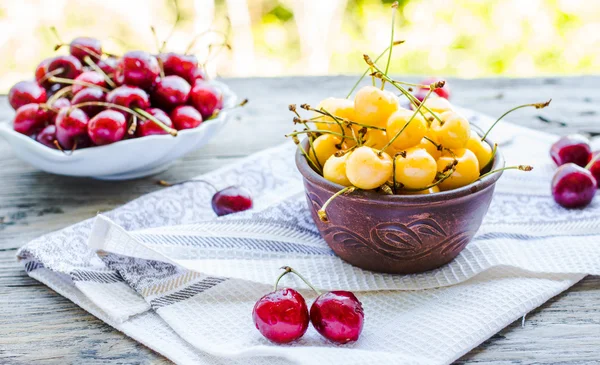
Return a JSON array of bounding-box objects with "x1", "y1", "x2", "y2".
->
[
  {"x1": 36, "y1": 124, "x2": 58, "y2": 149},
  {"x1": 590, "y1": 152, "x2": 600, "y2": 188},
  {"x1": 550, "y1": 134, "x2": 592, "y2": 167},
  {"x1": 551, "y1": 163, "x2": 597, "y2": 208},
  {"x1": 187, "y1": 67, "x2": 206, "y2": 84},
  {"x1": 8, "y1": 81, "x2": 47, "y2": 110},
  {"x1": 106, "y1": 85, "x2": 150, "y2": 112},
  {"x1": 13, "y1": 104, "x2": 49, "y2": 135},
  {"x1": 252, "y1": 288, "x2": 309, "y2": 344},
  {"x1": 88, "y1": 110, "x2": 127, "y2": 145},
  {"x1": 97, "y1": 57, "x2": 118, "y2": 75},
  {"x1": 46, "y1": 83, "x2": 64, "y2": 98},
  {"x1": 47, "y1": 55, "x2": 83, "y2": 80},
  {"x1": 69, "y1": 37, "x2": 102, "y2": 62},
  {"x1": 71, "y1": 71, "x2": 107, "y2": 94},
  {"x1": 35, "y1": 58, "x2": 54, "y2": 87},
  {"x1": 47, "y1": 97, "x2": 71, "y2": 124},
  {"x1": 211, "y1": 186, "x2": 253, "y2": 216},
  {"x1": 55, "y1": 107, "x2": 89, "y2": 149},
  {"x1": 115, "y1": 51, "x2": 160, "y2": 90},
  {"x1": 189, "y1": 81, "x2": 223, "y2": 119},
  {"x1": 136, "y1": 108, "x2": 173, "y2": 137},
  {"x1": 415, "y1": 77, "x2": 450, "y2": 101},
  {"x1": 71, "y1": 88, "x2": 106, "y2": 117},
  {"x1": 159, "y1": 53, "x2": 199, "y2": 84},
  {"x1": 152, "y1": 75, "x2": 191, "y2": 110},
  {"x1": 310, "y1": 291, "x2": 364, "y2": 344},
  {"x1": 170, "y1": 105, "x2": 203, "y2": 130}
]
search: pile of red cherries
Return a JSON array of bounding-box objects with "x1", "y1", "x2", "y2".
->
[
  {"x1": 9, "y1": 36, "x2": 223, "y2": 150},
  {"x1": 253, "y1": 266, "x2": 364, "y2": 344},
  {"x1": 550, "y1": 134, "x2": 599, "y2": 208}
]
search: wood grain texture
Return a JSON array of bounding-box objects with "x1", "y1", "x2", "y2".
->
[{"x1": 1, "y1": 76, "x2": 599, "y2": 364}]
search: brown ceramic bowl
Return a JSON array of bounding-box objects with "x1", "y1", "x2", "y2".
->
[{"x1": 295, "y1": 138, "x2": 505, "y2": 274}]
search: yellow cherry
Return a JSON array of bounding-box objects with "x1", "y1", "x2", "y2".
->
[
  {"x1": 363, "y1": 129, "x2": 388, "y2": 150},
  {"x1": 386, "y1": 108, "x2": 428, "y2": 150},
  {"x1": 466, "y1": 130, "x2": 493, "y2": 169},
  {"x1": 430, "y1": 111, "x2": 470, "y2": 149},
  {"x1": 413, "y1": 96, "x2": 453, "y2": 123},
  {"x1": 354, "y1": 86, "x2": 399, "y2": 128},
  {"x1": 393, "y1": 147, "x2": 438, "y2": 190},
  {"x1": 346, "y1": 146, "x2": 393, "y2": 190},
  {"x1": 436, "y1": 148, "x2": 480, "y2": 190},
  {"x1": 323, "y1": 153, "x2": 352, "y2": 187},
  {"x1": 313, "y1": 97, "x2": 356, "y2": 138},
  {"x1": 309, "y1": 134, "x2": 345, "y2": 167},
  {"x1": 417, "y1": 135, "x2": 441, "y2": 160},
  {"x1": 401, "y1": 186, "x2": 440, "y2": 195}
]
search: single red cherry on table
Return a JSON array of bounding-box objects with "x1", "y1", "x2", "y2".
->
[
  {"x1": 170, "y1": 105, "x2": 203, "y2": 130},
  {"x1": 152, "y1": 75, "x2": 191, "y2": 110},
  {"x1": 310, "y1": 291, "x2": 364, "y2": 344},
  {"x1": 71, "y1": 88, "x2": 106, "y2": 117},
  {"x1": 87, "y1": 109, "x2": 127, "y2": 145},
  {"x1": 69, "y1": 37, "x2": 102, "y2": 63},
  {"x1": 589, "y1": 152, "x2": 600, "y2": 187},
  {"x1": 252, "y1": 268, "x2": 310, "y2": 344},
  {"x1": 551, "y1": 163, "x2": 597, "y2": 208},
  {"x1": 550, "y1": 134, "x2": 592, "y2": 167},
  {"x1": 8, "y1": 81, "x2": 47, "y2": 110},
  {"x1": 55, "y1": 107, "x2": 89, "y2": 149},
  {"x1": 36, "y1": 124, "x2": 57, "y2": 149},
  {"x1": 47, "y1": 55, "x2": 83, "y2": 80},
  {"x1": 189, "y1": 81, "x2": 223, "y2": 119},
  {"x1": 115, "y1": 50, "x2": 160, "y2": 90},
  {"x1": 136, "y1": 108, "x2": 174, "y2": 137},
  {"x1": 414, "y1": 77, "x2": 451, "y2": 101},
  {"x1": 72, "y1": 71, "x2": 107, "y2": 94},
  {"x1": 13, "y1": 103, "x2": 49, "y2": 135},
  {"x1": 212, "y1": 186, "x2": 253, "y2": 216}
]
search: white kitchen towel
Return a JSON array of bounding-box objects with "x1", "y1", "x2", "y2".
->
[{"x1": 18, "y1": 108, "x2": 600, "y2": 365}]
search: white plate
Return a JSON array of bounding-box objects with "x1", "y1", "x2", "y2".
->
[{"x1": 0, "y1": 80, "x2": 237, "y2": 180}]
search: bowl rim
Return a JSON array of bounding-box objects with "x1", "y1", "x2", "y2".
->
[
  {"x1": 295, "y1": 128, "x2": 505, "y2": 204},
  {"x1": 0, "y1": 79, "x2": 237, "y2": 160}
]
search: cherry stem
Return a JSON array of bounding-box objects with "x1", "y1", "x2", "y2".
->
[
  {"x1": 185, "y1": 29, "x2": 230, "y2": 55},
  {"x1": 54, "y1": 43, "x2": 105, "y2": 60},
  {"x1": 481, "y1": 143, "x2": 498, "y2": 172},
  {"x1": 84, "y1": 56, "x2": 117, "y2": 88},
  {"x1": 46, "y1": 85, "x2": 73, "y2": 106},
  {"x1": 286, "y1": 129, "x2": 357, "y2": 142},
  {"x1": 156, "y1": 179, "x2": 218, "y2": 192},
  {"x1": 53, "y1": 139, "x2": 77, "y2": 155},
  {"x1": 423, "y1": 136, "x2": 442, "y2": 150},
  {"x1": 49, "y1": 26, "x2": 64, "y2": 45},
  {"x1": 477, "y1": 165, "x2": 533, "y2": 181},
  {"x1": 297, "y1": 138, "x2": 322, "y2": 173},
  {"x1": 38, "y1": 67, "x2": 65, "y2": 85},
  {"x1": 309, "y1": 106, "x2": 385, "y2": 131},
  {"x1": 48, "y1": 77, "x2": 110, "y2": 93},
  {"x1": 133, "y1": 108, "x2": 178, "y2": 136},
  {"x1": 396, "y1": 164, "x2": 457, "y2": 192},
  {"x1": 210, "y1": 99, "x2": 248, "y2": 119},
  {"x1": 481, "y1": 100, "x2": 551, "y2": 141},
  {"x1": 383, "y1": 2, "x2": 399, "y2": 89},
  {"x1": 128, "y1": 114, "x2": 138, "y2": 136},
  {"x1": 159, "y1": 0, "x2": 181, "y2": 53},
  {"x1": 273, "y1": 267, "x2": 292, "y2": 291},
  {"x1": 585, "y1": 152, "x2": 600, "y2": 170},
  {"x1": 346, "y1": 40, "x2": 404, "y2": 99},
  {"x1": 150, "y1": 26, "x2": 162, "y2": 54},
  {"x1": 317, "y1": 186, "x2": 356, "y2": 222},
  {"x1": 280, "y1": 266, "x2": 321, "y2": 295}
]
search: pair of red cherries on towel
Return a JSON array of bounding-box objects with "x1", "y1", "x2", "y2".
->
[
  {"x1": 550, "y1": 134, "x2": 599, "y2": 208},
  {"x1": 252, "y1": 266, "x2": 364, "y2": 344}
]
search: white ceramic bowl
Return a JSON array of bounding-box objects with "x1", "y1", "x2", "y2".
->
[{"x1": 0, "y1": 80, "x2": 237, "y2": 180}]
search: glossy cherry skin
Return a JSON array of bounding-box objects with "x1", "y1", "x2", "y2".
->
[
  {"x1": 35, "y1": 124, "x2": 57, "y2": 149},
  {"x1": 71, "y1": 88, "x2": 106, "y2": 117},
  {"x1": 170, "y1": 105, "x2": 203, "y2": 130},
  {"x1": 159, "y1": 53, "x2": 199, "y2": 82},
  {"x1": 97, "y1": 57, "x2": 118, "y2": 75},
  {"x1": 310, "y1": 291, "x2": 364, "y2": 344},
  {"x1": 35, "y1": 58, "x2": 54, "y2": 87},
  {"x1": 47, "y1": 55, "x2": 83, "y2": 80},
  {"x1": 106, "y1": 85, "x2": 150, "y2": 112},
  {"x1": 8, "y1": 81, "x2": 47, "y2": 110},
  {"x1": 590, "y1": 152, "x2": 600, "y2": 188},
  {"x1": 187, "y1": 67, "x2": 206, "y2": 84},
  {"x1": 115, "y1": 51, "x2": 160, "y2": 90},
  {"x1": 189, "y1": 81, "x2": 223, "y2": 119},
  {"x1": 87, "y1": 110, "x2": 127, "y2": 145},
  {"x1": 252, "y1": 288, "x2": 309, "y2": 343},
  {"x1": 47, "y1": 97, "x2": 71, "y2": 124},
  {"x1": 550, "y1": 134, "x2": 592, "y2": 167},
  {"x1": 55, "y1": 108, "x2": 89, "y2": 149},
  {"x1": 152, "y1": 75, "x2": 191, "y2": 110},
  {"x1": 13, "y1": 104, "x2": 49, "y2": 135},
  {"x1": 69, "y1": 37, "x2": 102, "y2": 62},
  {"x1": 414, "y1": 77, "x2": 451, "y2": 101},
  {"x1": 71, "y1": 71, "x2": 107, "y2": 94},
  {"x1": 551, "y1": 163, "x2": 597, "y2": 208},
  {"x1": 211, "y1": 186, "x2": 253, "y2": 216},
  {"x1": 136, "y1": 108, "x2": 173, "y2": 137}
]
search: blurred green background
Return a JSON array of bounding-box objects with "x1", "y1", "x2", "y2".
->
[{"x1": 1, "y1": 0, "x2": 599, "y2": 92}]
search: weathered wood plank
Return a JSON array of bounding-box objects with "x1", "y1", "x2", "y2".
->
[{"x1": 1, "y1": 76, "x2": 600, "y2": 364}]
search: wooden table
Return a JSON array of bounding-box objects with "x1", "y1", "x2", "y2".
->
[{"x1": 1, "y1": 76, "x2": 599, "y2": 364}]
